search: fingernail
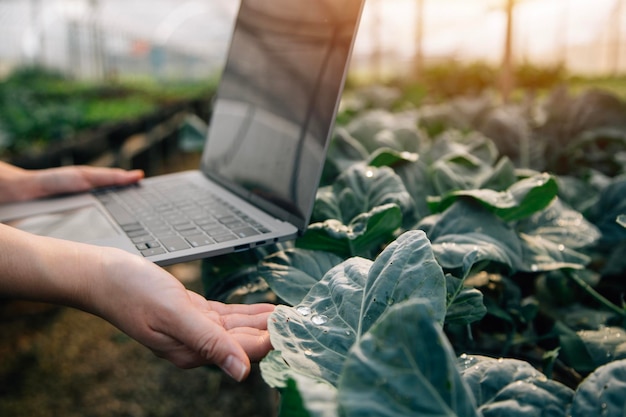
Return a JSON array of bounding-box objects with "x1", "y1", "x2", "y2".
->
[{"x1": 222, "y1": 355, "x2": 247, "y2": 382}]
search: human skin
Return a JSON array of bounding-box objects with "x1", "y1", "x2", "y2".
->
[{"x1": 0, "y1": 162, "x2": 274, "y2": 381}]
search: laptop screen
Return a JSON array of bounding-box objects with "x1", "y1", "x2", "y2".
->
[{"x1": 201, "y1": 0, "x2": 364, "y2": 232}]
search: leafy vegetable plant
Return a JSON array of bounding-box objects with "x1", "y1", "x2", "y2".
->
[{"x1": 203, "y1": 86, "x2": 626, "y2": 416}]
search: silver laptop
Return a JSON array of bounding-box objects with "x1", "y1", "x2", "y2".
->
[{"x1": 0, "y1": 0, "x2": 365, "y2": 266}]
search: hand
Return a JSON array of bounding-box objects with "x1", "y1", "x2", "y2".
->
[
  {"x1": 0, "y1": 224, "x2": 275, "y2": 381},
  {"x1": 91, "y1": 250, "x2": 275, "y2": 380},
  {"x1": 0, "y1": 162, "x2": 144, "y2": 203}
]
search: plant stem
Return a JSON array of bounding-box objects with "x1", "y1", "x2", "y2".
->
[{"x1": 566, "y1": 269, "x2": 626, "y2": 318}]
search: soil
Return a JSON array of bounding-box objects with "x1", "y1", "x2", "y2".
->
[{"x1": 0, "y1": 151, "x2": 278, "y2": 417}]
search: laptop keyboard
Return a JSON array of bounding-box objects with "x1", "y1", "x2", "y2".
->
[{"x1": 93, "y1": 181, "x2": 271, "y2": 257}]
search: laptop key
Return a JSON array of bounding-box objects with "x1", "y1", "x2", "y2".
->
[
  {"x1": 232, "y1": 227, "x2": 260, "y2": 238},
  {"x1": 141, "y1": 247, "x2": 166, "y2": 257},
  {"x1": 159, "y1": 236, "x2": 191, "y2": 252},
  {"x1": 122, "y1": 222, "x2": 144, "y2": 232},
  {"x1": 213, "y1": 234, "x2": 238, "y2": 243},
  {"x1": 127, "y1": 229, "x2": 149, "y2": 238},
  {"x1": 186, "y1": 234, "x2": 214, "y2": 247},
  {"x1": 101, "y1": 201, "x2": 136, "y2": 226},
  {"x1": 179, "y1": 228, "x2": 201, "y2": 237},
  {"x1": 132, "y1": 235, "x2": 155, "y2": 244}
]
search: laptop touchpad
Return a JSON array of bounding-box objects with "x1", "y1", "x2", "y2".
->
[{"x1": 7, "y1": 205, "x2": 120, "y2": 243}]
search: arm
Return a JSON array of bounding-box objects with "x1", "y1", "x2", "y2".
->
[
  {"x1": 0, "y1": 161, "x2": 144, "y2": 203},
  {"x1": 0, "y1": 223, "x2": 274, "y2": 381}
]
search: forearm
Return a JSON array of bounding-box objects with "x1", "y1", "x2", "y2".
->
[
  {"x1": 0, "y1": 223, "x2": 106, "y2": 311},
  {"x1": 0, "y1": 224, "x2": 274, "y2": 376}
]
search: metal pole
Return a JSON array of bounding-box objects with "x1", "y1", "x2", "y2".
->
[
  {"x1": 413, "y1": 0, "x2": 424, "y2": 80},
  {"x1": 500, "y1": 0, "x2": 515, "y2": 103}
]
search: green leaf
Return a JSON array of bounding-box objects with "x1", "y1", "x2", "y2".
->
[
  {"x1": 258, "y1": 249, "x2": 344, "y2": 306},
  {"x1": 345, "y1": 109, "x2": 422, "y2": 154},
  {"x1": 367, "y1": 147, "x2": 419, "y2": 168},
  {"x1": 479, "y1": 156, "x2": 518, "y2": 191},
  {"x1": 428, "y1": 173, "x2": 559, "y2": 221},
  {"x1": 576, "y1": 327, "x2": 626, "y2": 367},
  {"x1": 260, "y1": 351, "x2": 337, "y2": 417},
  {"x1": 445, "y1": 274, "x2": 487, "y2": 326},
  {"x1": 389, "y1": 157, "x2": 434, "y2": 224},
  {"x1": 428, "y1": 130, "x2": 500, "y2": 168},
  {"x1": 427, "y1": 131, "x2": 508, "y2": 195},
  {"x1": 459, "y1": 355, "x2": 574, "y2": 417},
  {"x1": 338, "y1": 299, "x2": 479, "y2": 417},
  {"x1": 318, "y1": 165, "x2": 413, "y2": 224},
  {"x1": 298, "y1": 204, "x2": 402, "y2": 259},
  {"x1": 587, "y1": 177, "x2": 626, "y2": 244},
  {"x1": 430, "y1": 152, "x2": 488, "y2": 195},
  {"x1": 201, "y1": 245, "x2": 283, "y2": 302},
  {"x1": 422, "y1": 200, "x2": 524, "y2": 273},
  {"x1": 322, "y1": 128, "x2": 369, "y2": 186},
  {"x1": 518, "y1": 233, "x2": 590, "y2": 273},
  {"x1": 517, "y1": 198, "x2": 601, "y2": 250},
  {"x1": 553, "y1": 321, "x2": 598, "y2": 374},
  {"x1": 570, "y1": 359, "x2": 626, "y2": 417},
  {"x1": 555, "y1": 175, "x2": 601, "y2": 214},
  {"x1": 267, "y1": 231, "x2": 446, "y2": 387}
]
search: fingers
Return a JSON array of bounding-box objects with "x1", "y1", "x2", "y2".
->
[
  {"x1": 152, "y1": 327, "x2": 272, "y2": 373},
  {"x1": 205, "y1": 301, "x2": 275, "y2": 331},
  {"x1": 161, "y1": 298, "x2": 276, "y2": 380},
  {"x1": 207, "y1": 300, "x2": 276, "y2": 316},
  {"x1": 78, "y1": 167, "x2": 144, "y2": 188},
  {"x1": 229, "y1": 328, "x2": 273, "y2": 362},
  {"x1": 37, "y1": 166, "x2": 144, "y2": 197}
]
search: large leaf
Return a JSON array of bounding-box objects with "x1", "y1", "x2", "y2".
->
[
  {"x1": 517, "y1": 198, "x2": 601, "y2": 249},
  {"x1": 428, "y1": 173, "x2": 558, "y2": 221},
  {"x1": 421, "y1": 199, "x2": 524, "y2": 273},
  {"x1": 311, "y1": 164, "x2": 413, "y2": 224},
  {"x1": 427, "y1": 131, "x2": 515, "y2": 195},
  {"x1": 297, "y1": 204, "x2": 402, "y2": 259},
  {"x1": 570, "y1": 359, "x2": 626, "y2": 417},
  {"x1": 261, "y1": 351, "x2": 338, "y2": 417},
  {"x1": 553, "y1": 321, "x2": 597, "y2": 374},
  {"x1": 258, "y1": 249, "x2": 344, "y2": 306},
  {"x1": 587, "y1": 177, "x2": 626, "y2": 244},
  {"x1": 321, "y1": 128, "x2": 369, "y2": 186},
  {"x1": 345, "y1": 109, "x2": 422, "y2": 154},
  {"x1": 367, "y1": 148, "x2": 438, "y2": 226},
  {"x1": 430, "y1": 152, "x2": 493, "y2": 195},
  {"x1": 338, "y1": 299, "x2": 479, "y2": 417},
  {"x1": 366, "y1": 147, "x2": 419, "y2": 169},
  {"x1": 267, "y1": 230, "x2": 446, "y2": 387},
  {"x1": 428, "y1": 130, "x2": 500, "y2": 168},
  {"x1": 445, "y1": 273, "x2": 487, "y2": 326},
  {"x1": 518, "y1": 233, "x2": 590, "y2": 273},
  {"x1": 201, "y1": 245, "x2": 284, "y2": 301},
  {"x1": 555, "y1": 175, "x2": 601, "y2": 214},
  {"x1": 576, "y1": 327, "x2": 626, "y2": 367},
  {"x1": 458, "y1": 355, "x2": 575, "y2": 417}
]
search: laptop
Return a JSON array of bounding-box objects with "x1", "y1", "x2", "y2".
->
[{"x1": 0, "y1": 0, "x2": 365, "y2": 266}]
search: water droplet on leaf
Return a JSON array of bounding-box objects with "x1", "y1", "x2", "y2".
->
[
  {"x1": 296, "y1": 306, "x2": 312, "y2": 317},
  {"x1": 311, "y1": 314, "x2": 329, "y2": 325}
]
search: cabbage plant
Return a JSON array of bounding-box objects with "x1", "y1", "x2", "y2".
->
[{"x1": 202, "y1": 86, "x2": 626, "y2": 416}]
